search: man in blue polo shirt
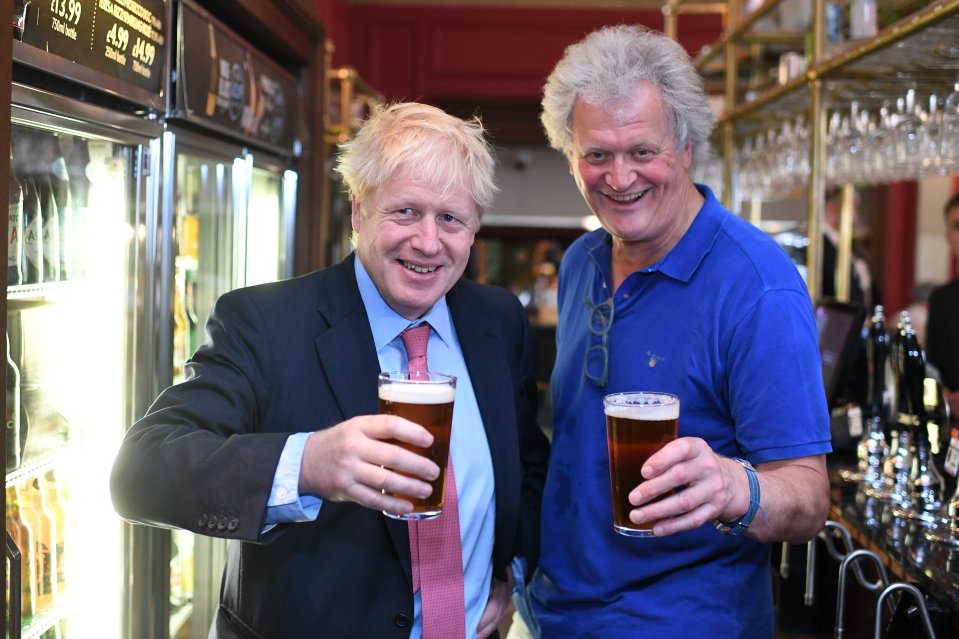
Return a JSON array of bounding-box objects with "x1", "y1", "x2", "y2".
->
[{"x1": 510, "y1": 25, "x2": 832, "y2": 638}]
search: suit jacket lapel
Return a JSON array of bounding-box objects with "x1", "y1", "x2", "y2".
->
[{"x1": 313, "y1": 255, "x2": 414, "y2": 581}]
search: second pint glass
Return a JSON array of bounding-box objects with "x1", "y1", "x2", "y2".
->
[
  {"x1": 378, "y1": 371, "x2": 456, "y2": 520},
  {"x1": 604, "y1": 392, "x2": 679, "y2": 537}
]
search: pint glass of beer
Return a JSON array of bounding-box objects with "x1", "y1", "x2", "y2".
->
[
  {"x1": 378, "y1": 371, "x2": 456, "y2": 520},
  {"x1": 604, "y1": 392, "x2": 679, "y2": 537}
]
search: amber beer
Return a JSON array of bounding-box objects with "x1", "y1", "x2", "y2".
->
[
  {"x1": 378, "y1": 371, "x2": 456, "y2": 520},
  {"x1": 604, "y1": 392, "x2": 679, "y2": 537}
]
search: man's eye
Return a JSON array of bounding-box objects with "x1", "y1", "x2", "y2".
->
[
  {"x1": 440, "y1": 213, "x2": 458, "y2": 224},
  {"x1": 586, "y1": 151, "x2": 606, "y2": 162},
  {"x1": 396, "y1": 207, "x2": 414, "y2": 216}
]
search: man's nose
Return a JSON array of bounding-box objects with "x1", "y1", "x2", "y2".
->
[
  {"x1": 606, "y1": 158, "x2": 634, "y2": 192},
  {"x1": 411, "y1": 217, "x2": 441, "y2": 254}
]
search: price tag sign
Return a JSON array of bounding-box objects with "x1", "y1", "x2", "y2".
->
[
  {"x1": 944, "y1": 428, "x2": 959, "y2": 478},
  {"x1": 20, "y1": 0, "x2": 166, "y2": 96}
]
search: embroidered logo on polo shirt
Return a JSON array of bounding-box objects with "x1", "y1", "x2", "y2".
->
[{"x1": 646, "y1": 351, "x2": 664, "y2": 368}]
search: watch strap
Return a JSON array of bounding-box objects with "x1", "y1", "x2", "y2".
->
[{"x1": 713, "y1": 457, "x2": 760, "y2": 535}]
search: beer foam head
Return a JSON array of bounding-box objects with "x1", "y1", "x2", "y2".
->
[
  {"x1": 379, "y1": 382, "x2": 455, "y2": 404},
  {"x1": 604, "y1": 393, "x2": 679, "y2": 420}
]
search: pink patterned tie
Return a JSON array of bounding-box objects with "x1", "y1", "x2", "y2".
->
[{"x1": 400, "y1": 323, "x2": 466, "y2": 639}]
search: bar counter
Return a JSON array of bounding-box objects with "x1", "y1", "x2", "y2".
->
[{"x1": 826, "y1": 455, "x2": 959, "y2": 633}]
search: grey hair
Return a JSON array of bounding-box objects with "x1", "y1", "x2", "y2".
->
[
  {"x1": 541, "y1": 25, "x2": 716, "y2": 163},
  {"x1": 335, "y1": 101, "x2": 498, "y2": 217}
]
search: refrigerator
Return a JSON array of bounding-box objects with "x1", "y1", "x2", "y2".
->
[
  {"x1": 6, "y1": 1, "x2": 169, "y2": 638},
  {"x1": 151, "y1": 2, "x2": 300, "y2": 637},
  {"x1": 6, "y1": 1, "x2": 299, "y2": 638}
]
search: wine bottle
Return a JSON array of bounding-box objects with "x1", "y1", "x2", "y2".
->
[
  {"x1": 34, "y1": 173, "x2": 61, "y2": 283},
  {"x1": 21, "y1": 175, "x2": 43, "y2": 284},
  {"x1": 8, "y1": 146, "x2": 23, "y2": 286}
]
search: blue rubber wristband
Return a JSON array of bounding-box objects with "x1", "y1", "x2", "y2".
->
[{"x1": 713, "y1": 457, "x2": 760, "y2": 535}]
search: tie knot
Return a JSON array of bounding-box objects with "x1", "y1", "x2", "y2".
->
[{"x1": 400, "y1": 323, "x2": 431, "y2": 373}]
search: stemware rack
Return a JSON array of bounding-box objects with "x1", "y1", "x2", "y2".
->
[{"x1": 664, "y1": 0, "x2": 959, "y2": 303}]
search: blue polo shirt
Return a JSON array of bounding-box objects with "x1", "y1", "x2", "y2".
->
[{"x1": 528, "y1": 185, "x2": 831, "y2": 638}]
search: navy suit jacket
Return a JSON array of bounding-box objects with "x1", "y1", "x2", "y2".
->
[{"x1": 110, "y1": 255, "x2": 549, "y2": 639}]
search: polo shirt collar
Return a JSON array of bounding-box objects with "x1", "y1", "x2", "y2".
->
[{"x1": 584, "y1": 183, "x2": 724, "y2": 284}]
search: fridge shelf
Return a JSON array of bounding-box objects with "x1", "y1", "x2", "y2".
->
[
  {"x1": 5, "y1": 449, "x2": 67, "y2": 488},
  {"x1": 20, "y1": 597, "x2": 68, "y2": 639},
  {"x1": 6, "y1": 281, "x2": 84, "y2": 309}
]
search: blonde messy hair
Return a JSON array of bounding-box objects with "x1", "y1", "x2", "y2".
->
[{"x1": 335, "y1": 102, "x2": 498, "y2": 217}]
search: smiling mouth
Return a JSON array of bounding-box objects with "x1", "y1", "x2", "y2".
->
[
  {"x1": 402, "y1": 261, "x2": 438, "y2": 274},
  {"x1": 606, "y1": 188, "x2": 650, "y2": 203}
]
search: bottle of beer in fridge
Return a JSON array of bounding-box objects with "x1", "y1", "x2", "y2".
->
[
  {"x1": 43, "y1": 133, "x2": 73, "y2": 281},
  {"x1": 6, "y1": 331, "x2": 22, "y2": 471},
  {"x1": 40, "y1": 470, "x2": 68, "y2": 599},
  {"x1": 6, "y1": 484, "x2": 37, "y2": 626},
  {"x1": 34, "y1": 172, "x2": 60, "y2": 282},
  {"x1": 21, "y1": 175, "x2": 43, "y2": 284},
  {"x1": 19, "y1": 479, "x2": 55, "y2": 615},
  {"x1": 9, "y1": 146, "x2": 23, "y2": 286}
]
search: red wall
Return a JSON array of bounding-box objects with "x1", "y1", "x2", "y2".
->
[{"x1": 331, "y1": 4, "x2": 722, "y2": 104}]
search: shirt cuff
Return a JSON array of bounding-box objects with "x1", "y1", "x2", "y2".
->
[{"x1": 264, "y1": 432, "x2": 323, "y2": 526}]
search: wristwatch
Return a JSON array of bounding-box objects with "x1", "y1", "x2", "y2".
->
[{"x1": 713, "y1": 457, "x2": 760, "y2": 535}]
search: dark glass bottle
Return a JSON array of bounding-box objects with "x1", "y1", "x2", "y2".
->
[
  {"x1": 857, "y1": 305, "x2": 889, "y2": 487},
  {"x1": 902, "y1": 322, "x2": 943, "y2": 515}
]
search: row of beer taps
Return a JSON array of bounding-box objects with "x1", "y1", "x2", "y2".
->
[{"x1": 842, "y1": 305, "x2": 959, "y2": 547}]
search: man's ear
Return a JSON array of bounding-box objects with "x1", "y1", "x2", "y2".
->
[{"x1": 351, "y1": 196, "x2": 361, "y2": 233}]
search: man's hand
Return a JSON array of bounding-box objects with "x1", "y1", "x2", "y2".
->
[
  {"x1": 477, "y1": 565, "x2": 515, "y2": 639},
  {"x1": 626, "y1": 437, "x2": 745, "y2": 536},
  {"x1": 627, "y1": 436, "x2": 829, "y2": 543},
  {"x1": 298, "y1": 415, "x2": 440, "y2": 515}
]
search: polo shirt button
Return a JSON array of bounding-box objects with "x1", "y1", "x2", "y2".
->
[
  {"x1": 227, "y1": 518, "x2": 239, "y2": 531},
  {"x1": 198, "y1": 514, "x2": 208, "y2": 527},
  {"x1": 394, "y1": 614, "x2": 410, "y2": 628}
]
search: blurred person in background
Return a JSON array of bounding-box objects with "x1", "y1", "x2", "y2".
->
[{"x1": 925, "y1": 191, "x2": 959, "y2": 420}]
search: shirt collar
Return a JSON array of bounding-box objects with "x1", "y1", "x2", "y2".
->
[
  {"x1": 584, "y1": 183, "x2": 725, "y2": 284},
  {"x1": 353, "y1": 255, "x2": 454, "y2": 351}
]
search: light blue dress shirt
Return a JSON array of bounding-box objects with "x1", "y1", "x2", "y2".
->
[{"x1": 265, "y1": 257, "x2": 495, "y2": 638}]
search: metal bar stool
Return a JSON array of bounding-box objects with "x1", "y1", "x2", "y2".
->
[
  {"x1": 873, "y1": 582, "x2": 937, "y2": 639},
  {"x1": 835, "y1": 549, "x2": 892, "y2": 638}
]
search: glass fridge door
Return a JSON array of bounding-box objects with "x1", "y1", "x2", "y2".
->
[
  {"x1": 168, "y1": 140, "x2": 240, "y2": 639},
  {"x1": 239, "y1": 158, "x2": 296, "y2": 288},
  {"x1": 7, "y1": 112, "x2": 154, "y2": 639},
  {"x1": 165, "y1": 138, "x2": 296, "y2": 639}
]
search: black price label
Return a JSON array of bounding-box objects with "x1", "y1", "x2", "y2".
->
[{"x1": 21, "y1": 0, "x2": 166, "y2": 95}]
